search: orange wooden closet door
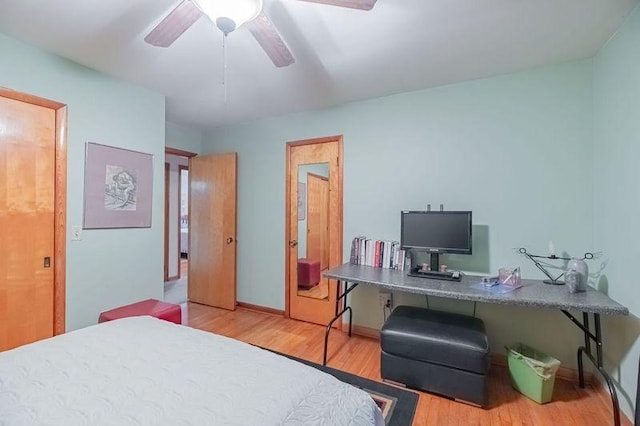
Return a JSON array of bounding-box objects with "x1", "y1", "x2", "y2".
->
[
  {"x1": 0, "y1": 96, "x2": 56, "y2": 351},
  {"x1": 188, "y1": 152, "x2": 237, "y2": 310}
]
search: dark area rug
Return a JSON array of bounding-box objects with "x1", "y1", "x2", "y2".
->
[{"x1": 268, "y1": 349, "x2": 418, "y2": 426}]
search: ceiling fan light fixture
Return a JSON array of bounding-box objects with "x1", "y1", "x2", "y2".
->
[{"x1": 193, "y1": 0, "x2": 263, "y2": 34}]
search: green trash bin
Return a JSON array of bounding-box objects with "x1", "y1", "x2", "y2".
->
[{"x1": 506, "y1": 343, "x2": 561, "y2": 404}]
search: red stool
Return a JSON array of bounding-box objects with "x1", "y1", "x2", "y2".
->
[
  {"x1": 298, "y1": 258, "x2": 321, "y2": 290},
  {"x1": 99, "y1": 299, "x2": 182, "y2": 325}
]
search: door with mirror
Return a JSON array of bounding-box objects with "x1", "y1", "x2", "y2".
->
[{"x1": 287, "y1": 137, "x2": 342, "y2": 326}]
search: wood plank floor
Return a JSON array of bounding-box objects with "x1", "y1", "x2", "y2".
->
[
  {"x1": 184, "y1": 302, "x2": 627, "y2": 426},
  {"x1": 180, "y1": 258, "x2": 188, "y2": 277}
]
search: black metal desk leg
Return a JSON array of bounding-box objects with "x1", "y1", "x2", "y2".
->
[
  {"x1": 576, "y1": 313, "x2": 621, "y2": 426},
  {"x1": 583, "y1": 312, "x2": 592, "y2": 354},
  {"x1": 594, "y1": 313, "x2": 604, "y2": 366},
  {"x1": 322, "y1": 280, "x2": 358, "y2": 366},
  {"x1": 562, "y1": 310, "x2": 621, "y2": 425},
  {"x1": 578, "y1": 312, "x2": 590, "y2": 388},
  {"x1": 323, "y1": 306, "x2": 351, "y2": 365}
]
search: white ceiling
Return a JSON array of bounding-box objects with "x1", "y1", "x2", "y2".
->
[{"x1": 0, "y1": 0, "x2": 637, "y2": 129}]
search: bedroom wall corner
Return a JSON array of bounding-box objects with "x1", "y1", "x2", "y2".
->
[{"x1": 166, "y1": 121, "x2": 203, "y2": 154}]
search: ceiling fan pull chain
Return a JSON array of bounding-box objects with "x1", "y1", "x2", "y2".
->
[{"x1": 222, "y1": 34, "x2": 228, "y2": 104}]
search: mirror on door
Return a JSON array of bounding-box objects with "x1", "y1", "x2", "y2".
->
[{"x1": 296, "y1": 163, "x2": 330, "y2": 300}]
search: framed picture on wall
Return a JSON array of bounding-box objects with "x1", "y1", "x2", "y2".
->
[
  {"x1": 298, "y1": 182, "x2": 306, "y2": 221},
  {"x1": 83, "y1": 142, "x2": 154, "y2": 229}
]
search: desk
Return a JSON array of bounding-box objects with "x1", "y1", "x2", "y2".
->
[{"x1": 323, "y1": 263, "x2": 629, "y2": 425}]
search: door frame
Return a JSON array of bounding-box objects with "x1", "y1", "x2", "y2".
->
[
  {"x1": 0, "y1": 87, "x2": 67, "y2": 336},
  {"x1": 163, "y1": 162, "x2": 175, "y2": 281},
  {"x1": 163, "y1": 147, "x2": 197, "y2": 282},
  {"x1": 178, "y1": 164, "x2": 188, "y2": 261},
  {"x1": 284, "y1": 135, "x2": 343, "y2": 321}
]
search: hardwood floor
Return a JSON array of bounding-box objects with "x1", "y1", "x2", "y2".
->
[
  {"x1": 180, "y1": 257, "x2": 188, "y2": 277},
  {"x1": 297, "y1": 274, "x2": 330, "y2": 300},
  {"x1": 185, "y1": 302, "x2": 628, "y2": 426}
]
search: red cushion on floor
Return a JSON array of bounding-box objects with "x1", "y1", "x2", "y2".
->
[
  {"x1": 298, "y1": 258, "x2": 321, "y2": 289},
  {"x1": 98, "y1": 299, "x2": 182, "y2": 325}
]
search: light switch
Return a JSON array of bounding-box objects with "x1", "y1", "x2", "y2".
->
[{"x1": 71, "y1": 226, "x2": 82, "y2": 241}]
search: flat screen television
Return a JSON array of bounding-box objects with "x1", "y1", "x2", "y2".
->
[{"x1": 401, "y1": 210, "x2": 472, "y2": 279}]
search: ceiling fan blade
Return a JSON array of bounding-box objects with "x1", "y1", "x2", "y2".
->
[
  {"x1": 246, "y1": 13, "x2": 295, "y2": 68},
  {"x1": 144, "y1": 0, "x2": 202, "y2": 47},
  {"x1": 298, "y1": 0, "x2": 377, "y2": 11}
]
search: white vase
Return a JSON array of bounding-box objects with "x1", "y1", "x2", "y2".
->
[{"x1": 566, "y1": 258, "x2": 588, "y2": 292}]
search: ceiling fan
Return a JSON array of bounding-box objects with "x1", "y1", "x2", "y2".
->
[{"x1": 144, "y1": 0, "x2": 377, "y2": 68}]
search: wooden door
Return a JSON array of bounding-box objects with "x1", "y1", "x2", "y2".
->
[
  {"x1": 0, "y1": 94, "x2": 63, "y2": 351},
  {"x1": 306, "y1": 173, "x2": 328, "y2": 269},
  {"x1": 286, "y1": 137, "x2": 343, "y2": 327},
  {"x1": 319, "y1": 177, "x2": 329, "y2": 270},
  {"x1": 188, "y1": 152, "x2": 237, "y2": 310}
]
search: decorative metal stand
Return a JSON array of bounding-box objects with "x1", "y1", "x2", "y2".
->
[{"x1": 518, "y1": 248, "x2": 593, "y2": 285}]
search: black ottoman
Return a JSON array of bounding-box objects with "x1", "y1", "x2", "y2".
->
[{"x1": 380, "y1": 305, "x2": 490, "y2": 407}]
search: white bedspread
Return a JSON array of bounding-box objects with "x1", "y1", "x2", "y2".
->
[{"x1": 0, "y1": 317, "x2": 383, "y2": 426}]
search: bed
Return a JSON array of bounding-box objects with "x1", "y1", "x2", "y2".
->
[{"x1": 0, "y1": 316, "x2": 384, "y2": 425}]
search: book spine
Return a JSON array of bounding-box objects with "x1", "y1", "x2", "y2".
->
[
  {"x1": 350, "y1": 237, "x2": 357, "y2": 264},
  {"x1": 383, "y1": 241, "x2": 390, "y2": 269},
  {"x1": 353, "y1": 238, "x2": 407, "y2": 269},
  {"x1": 363, "y1": 239, "x2": 371, "y2": 265},
  {"x1": 382, "y1": 241, "x2": 387, "y2": 268},
  {"x1": 392, "y1": 245, "x2": 397, "y2": 269},
  {"x1": 389, "y1": 242, "x2": 395, "y2": 269}
]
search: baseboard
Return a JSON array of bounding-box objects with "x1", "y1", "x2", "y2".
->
[
  {"x1": 236, "y1": 302, "x2": 284, "y2": 316},
  {"x1": 164, "y1": 274, "x2": 179, "y2": 282},
  {"x1": 350, "y1": 326, "x2": 593, "y2": 384},
  {"x1": 352, "y1": 325, "x2": 381, "y2": 340}
]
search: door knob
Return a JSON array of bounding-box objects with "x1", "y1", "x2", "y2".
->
[
  {"x1": 226, "y1": 237, "x2": 235, "y2": 244},
  {"x1": 289, "y1": 240, "x2": 298, "y2": 248}
]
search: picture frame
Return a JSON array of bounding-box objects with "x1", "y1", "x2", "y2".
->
[
  {"x1": 83, "y1": 142, "x2": 154, "y2": 229},
  {"x1": 297, "y1": 182, "x2": 306, "y2": 221}
]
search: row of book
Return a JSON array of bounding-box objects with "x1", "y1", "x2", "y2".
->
[{"x1": 350, "y1": 236, "x2": 408, "y2": 270}]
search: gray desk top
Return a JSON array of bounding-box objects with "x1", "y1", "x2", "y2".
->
[{"x1": 324, "y1": 263, "x2": 628, "y2": 315}]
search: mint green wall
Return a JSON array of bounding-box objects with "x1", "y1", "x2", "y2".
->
[
  {"x1": 593, "y1": 6, "x2": 640, "y2": 419},
  {"x1": 166, "y1": 121, "x2": 203, "y2": 154},
  {"x1": 203, "y1": 60, "x2": 596, "y2": 372},
  {"x1": 0, "y1": 33, "x2": 166, "y2": 331}
]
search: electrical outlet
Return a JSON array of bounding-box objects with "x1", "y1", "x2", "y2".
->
[
  {"x1": 378, "y1": 292, "x2": 392, "y2": 308},
  {"x1": 71, "y1": 226, "x2": 82, "y2": 241}
]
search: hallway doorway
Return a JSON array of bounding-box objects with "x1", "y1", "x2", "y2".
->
[{"x1": 164, "y1": 148, "x2": 196, "y2": 305}]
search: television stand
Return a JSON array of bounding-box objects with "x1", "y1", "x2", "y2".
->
[{"x1": 408, "y1": 266, "x2": 461, "y2": 282}]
